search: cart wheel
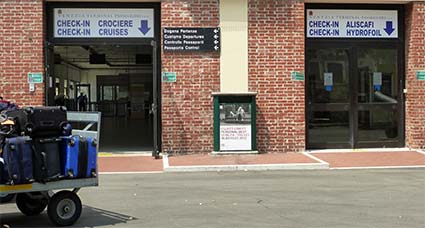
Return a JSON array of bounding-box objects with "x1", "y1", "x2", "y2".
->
[
  {"x1": 47, "y1": 191, "x2": 82, "y2": 226},
  {"x1": 16, "y1": 193, "x2": 48, "y2": 216},
  {"x1": 0, "y1": 193, "x2": 16, "y2": 203}
]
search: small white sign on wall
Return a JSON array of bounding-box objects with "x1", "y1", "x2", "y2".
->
[
  {"x1": 220, "y1": 125, "x2": 252, "y2": 151},
  {"x1": 324, "y1": 72, "x2": 333, "y2": 86},
  {"x1": 373, "y1": 72, "x2": 382, "y2": 86}
]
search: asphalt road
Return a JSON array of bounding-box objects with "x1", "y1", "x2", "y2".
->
[{"x1": 1, "y1": 169, "x2": 424, "y2": 228}]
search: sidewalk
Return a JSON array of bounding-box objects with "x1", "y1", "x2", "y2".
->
[{"x1": 98, "y1": 149, "x2": 425, "y2": 173}]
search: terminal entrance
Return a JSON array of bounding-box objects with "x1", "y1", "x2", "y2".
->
[
  {"x1": 45, "y1": 3, "x2": 161, "y2": 154},
  {"x1": 306, "y1": 46, "x2": 404, "y2": 148},
  {"x1": 305, "y1": 5, "x2": 404, "y2": 149},
  {"x1": 48, "y1": 45, "x2": 155, "y2": 152}
]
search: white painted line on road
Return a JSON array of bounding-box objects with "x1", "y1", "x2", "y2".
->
[
  {"x1": 331, "y1": 165, "x2": 425, "y2": 170},
  {"x1": 210, "y1": 151, "x2": 259, "y2": 155},
  {"x1": 99, "y1": 171, "x2": 164, "y2": 175},
  {"x1": 302, "y1": 152, "x2": 329, "y2": 165},
  {"x1": 306, "y1": 148, "x2": 412, "y2": 153},
  {"x1": 163, "y1": 153, "x2": 170, "y2": 168},
  {"x1": 98, "y1": 152, "x2": 153, "y2": 157},
  {"x1": 416, "y1": 150, "x2": 425, "y2": 155}
]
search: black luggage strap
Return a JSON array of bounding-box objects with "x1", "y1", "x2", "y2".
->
[
  {"x1": 5, "y1": 140, "x2": 13, "y2": 183},
  {"x1": 16, "y1": 137, "x2": 24, "y2": 183},
  {"x1": 78, "y1": 137, "x2": 89, "y2": 178},
  {"x1": 31, "y1": 143, "x2": 47, "y2": 184}
]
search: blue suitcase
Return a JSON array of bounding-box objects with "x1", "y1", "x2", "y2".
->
[
  {"x1": 61, "y1": 136, "x2": 97, "y2": 178},
  {"x1": 3, "y1": 137, "x2": 34, "y2": 184}
]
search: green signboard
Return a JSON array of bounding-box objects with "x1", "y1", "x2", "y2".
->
[
  {"x1": 417, "y1": 71, "x2": 425, "y2": 81},
  {"x1": 291, "y1": 71, "x2": 304, "y2": 81},
  {"x1": 28, "y1": 72, "x2": 43, "y2": 83},
  {"x1": 162, "y1": 72, "x2": 176, "y2": 82}
]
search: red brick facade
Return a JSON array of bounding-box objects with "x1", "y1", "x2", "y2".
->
[
  {"x1": 0, "y1": 0, "x2": 44, "y2": 106},
  {"x1": 248, "y1": 0, "x2": 305, "y2": 153},
  {"x1": 0, "y1": 1, "x2": 423, "y2": 152},
  {"x1": 161, "y1": 0, "x2": 220, "y2": 154},
  {"x1": 405, "y1": 2, "x2": 425, "y2": 149}
]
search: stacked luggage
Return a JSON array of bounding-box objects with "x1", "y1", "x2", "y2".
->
[{"x1": 0, "y1": 106, "x2": 97, "y2": 185}]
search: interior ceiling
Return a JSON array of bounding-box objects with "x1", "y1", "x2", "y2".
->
[{"x1": 54, "y1": 45, "x2": 153, "y2": 69}]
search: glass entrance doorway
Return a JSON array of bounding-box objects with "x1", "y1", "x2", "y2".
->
[{"x1": 306, "y1": 45, "x2": 404, "y2": 149}]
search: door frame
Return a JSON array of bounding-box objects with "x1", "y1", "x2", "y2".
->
[
  {"x1": 44, "y1": 2, "x2": 162, "y2": 156},
  {"x1": 44, "y1": 41, "x2": 56, "y2": 106},
  {"x1": 305, "y1": 4, "x2": 405, "y2": 149}
]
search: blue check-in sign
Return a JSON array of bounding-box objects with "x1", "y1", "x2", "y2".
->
[{"x1": 307, "y1": 10, "x2": 398, "y2": 38}]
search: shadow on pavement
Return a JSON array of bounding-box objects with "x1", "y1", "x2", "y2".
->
[{"x1": 0, "y1": 205, "x2": 136, "y2": 228}]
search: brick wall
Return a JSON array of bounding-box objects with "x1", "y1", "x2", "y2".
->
[
  {"x1": 161, "y1": 0, "x2": 220, "y2": 154},
  {"x1": 0, "y1": 0, "x2": 44, "y2": 106},
  {"x1": 405, "y1": 2, "x2": 425, "y2": 149},
  {"x1": 248, "y1": 0, "x2": 305, "y2": 153}
]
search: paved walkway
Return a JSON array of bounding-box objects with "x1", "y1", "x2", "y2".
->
[{"x1": 98, "y1": 149, "x2": 425, "y2": 173}]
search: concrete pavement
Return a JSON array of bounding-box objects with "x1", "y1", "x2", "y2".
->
[
  {"x1": 98, "y1": 149, "x2": 425, "y2": 173},
  {"x1": 1, "y1": 169, "x2": 424, "y2": 227}
]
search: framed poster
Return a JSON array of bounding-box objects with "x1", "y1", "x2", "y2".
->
[
  {"x1": 219, "y1": 103, "x2": 252, "y2": 151},
  {"x1": 213, "y1": 93, "x2": 256, "y2": 152}
]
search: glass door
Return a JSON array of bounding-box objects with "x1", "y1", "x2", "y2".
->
[
  {"x1": 307, "y1": 46, "x2": 403, "y2": 149},
  {"x1": 356, "y1": 48, "x2": 402, "y2": 147},
  {"x1": 307, "y1": 48, "x2": 352, "y2": 148}
]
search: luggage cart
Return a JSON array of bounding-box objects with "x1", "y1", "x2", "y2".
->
[{"x1": 0, "y1": 111, "x2": 101, "y2": 226}]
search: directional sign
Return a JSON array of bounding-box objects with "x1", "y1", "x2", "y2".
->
[
  {"x1": 138, "y1": 20, "x2": 151, "y2": 35},
  {"x1": 162, "y1": 72, "x2": 177, "y2": 82},
  {"x1": 307, "y1": 9, "x2": 398, "y2": 38},
  {"x1": 417, "y1": 71, "x2": 425, "y2": 81},
  {"x1": 28, "y1": 72, "x2": 43, "y2": 84},
  {"x1": 163, "y1": 27, "x2": 220, "y2": 52},
  {"x1": 53, "y1": 8, "x2": 154, "y2": 38},
  {"x1": 291, "y1": 72, "x2": 304, "y2": 81}
]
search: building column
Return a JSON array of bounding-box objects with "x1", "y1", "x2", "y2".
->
[
  {"x1": 220, "y1": 0, "x2": 249, "y2": 93},
  {"x1": 405, "y1": 1, "x2": 425, "y2": 149}
]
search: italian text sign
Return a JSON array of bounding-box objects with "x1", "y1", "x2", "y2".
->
[
  {"x1": 54, "y1": 8, "x2": 154, "y2": 38},
  {"x1": 307, "y1": 10, "x2": 398, "y2": 38}
]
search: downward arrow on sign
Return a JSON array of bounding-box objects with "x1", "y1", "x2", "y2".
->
[
  {"x1": 384, "y1": 21, "x2": 395, "y2": 35},
  {"x1": 138, "y1": 20, "x2": 151, "y2": 35}
]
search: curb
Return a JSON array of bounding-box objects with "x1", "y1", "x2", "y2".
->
[
  {"x1": 163, "y1": 163, "x2": 329, "y2": 172},
  {"x1": 162, "y1": 153, "x2": 329, "y2": 172},
  {"x1": 306, "y1": 148, "x2": 413, "y2": 153},
  {"x1": 98, "y1": 152, "x2": 153, "y2": 157}
]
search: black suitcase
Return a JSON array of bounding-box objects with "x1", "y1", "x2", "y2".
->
[
  {"x1": 32, "y1": 137, "x2": 62, "y2": 182},
  {"x1": 3, "y1": 137, "x2": 34, "y2": 184},
  {"x1": 1, "y1": 109, "x2": 28, "y2": 136},
  {"x1": 25, "y1": 106, "x2": 68, "y2": 137}
]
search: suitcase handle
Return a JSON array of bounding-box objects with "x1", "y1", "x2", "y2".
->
[
  {"x1": 40, "y1": 121, "x2": 54, "y2": 127},
  {"x1": 33, "y1": 146, "x2": 48, "y2": 172},
  {"x1": 38, "y1": 138, "x2": 62, "y2": 143},
  {"x1": 41, "y1": 152, "x2": 47, "y2": 171}
]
